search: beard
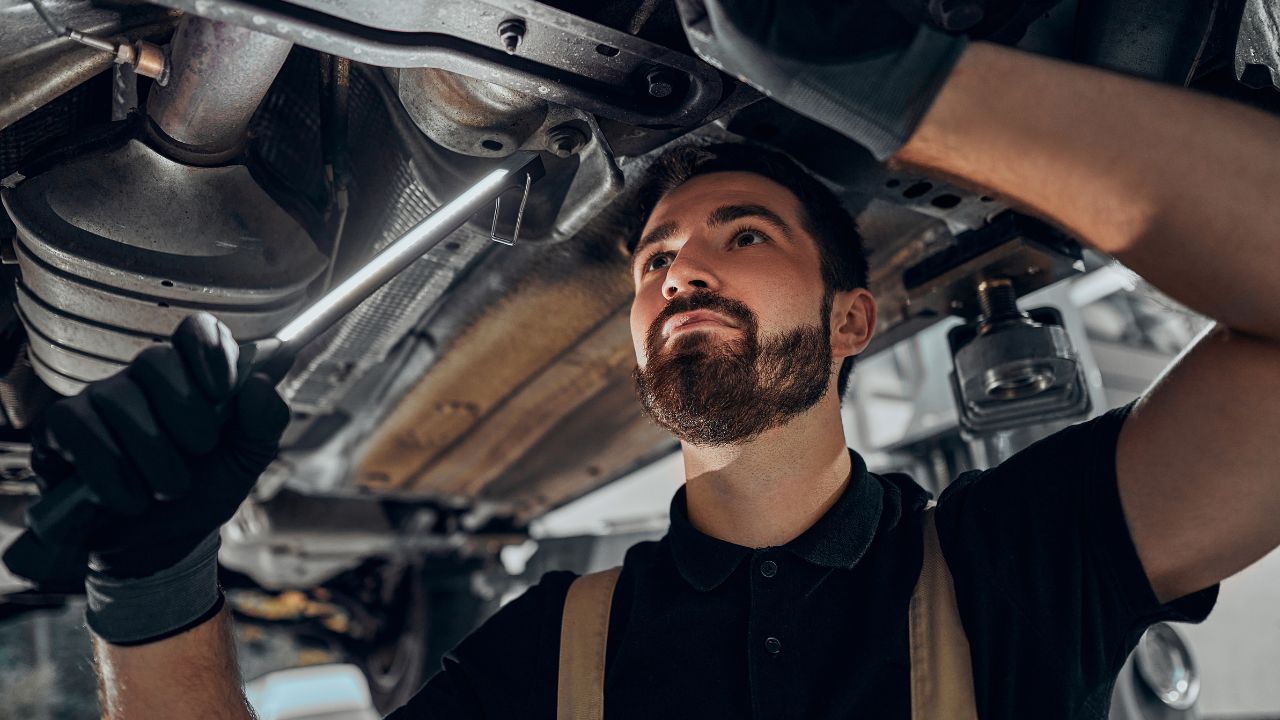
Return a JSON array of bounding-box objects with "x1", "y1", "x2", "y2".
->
[{"x1": 633, "y1": 289, "x2": 834, "y2": 446}]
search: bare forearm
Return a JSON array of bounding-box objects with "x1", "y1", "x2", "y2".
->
[
  {"x1": 1118, "y1": 322, "x2": 1280, "y2": 601},
  {"x1": 897, "y1": 42, "x2": 1280, "y2": 340},
  {"x1": 94, "y1": 603, "x2": 255, "y2": 720},
  {"x1": 900, "y1": 43, "x2": 1280, "y2": 599}
]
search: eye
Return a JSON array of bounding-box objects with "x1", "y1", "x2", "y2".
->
[
  {"x1": 643, "y1": 251, "x2": 673, "y2": 273},
  {"x1": 734, "y1": 229, "x2": 768, "y2": 248}
]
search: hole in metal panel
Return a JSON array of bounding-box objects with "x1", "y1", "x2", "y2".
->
[
  {"x1": 930, "y1": 193, "x2": 961, "y2": 209},
  {"x1": 903, "y1": 181, "x2": 933, "y2": 199}
]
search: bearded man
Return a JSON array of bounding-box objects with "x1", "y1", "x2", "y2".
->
[{"x1": 15, "y1": 2, "x2": 1280, "y2": 719}]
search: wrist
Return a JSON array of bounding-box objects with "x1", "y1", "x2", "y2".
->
[
  {"x1": 85, "y1": 532, "x2": 224, "y2": 646},
  {"x1": 680, "y1": 0, "x2": 968, "y2": 161},
  {"x1": 794, "y1": 27, "x2": 968, "y2": 161}
]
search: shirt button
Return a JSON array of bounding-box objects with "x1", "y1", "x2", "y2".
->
[
  {"x1": 760, "y1": 560, "x2": 778, "y2": 578},
  {"x1": 765, "y1": 637, "x2": 782, "y2": 654}
]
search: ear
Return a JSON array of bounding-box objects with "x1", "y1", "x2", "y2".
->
[{"x1": 830, "y1": 288, "x2": 877, "y2": 359}]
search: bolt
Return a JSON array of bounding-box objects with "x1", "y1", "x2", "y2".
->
[
  {"x1": 645, "y1": 69, "x2": 676, "y2": 99},
  {"x1": 498, "y1": 18, "x2": 525, "y2": 55},
  {"x1": 546, "y1": 125, "x2": 587, "y2": 158},
  {"x1": 976, "y1": 277, "x2": 1021, "y2": 322}
]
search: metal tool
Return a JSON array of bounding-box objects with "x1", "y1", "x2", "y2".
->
[{"x1": 10, "y1": 151, "x2": 544, "y2": 552}]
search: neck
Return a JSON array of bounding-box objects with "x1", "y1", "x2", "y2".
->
[{"x1": 680, "y1": 390, "x2": 852, "y2": 548}]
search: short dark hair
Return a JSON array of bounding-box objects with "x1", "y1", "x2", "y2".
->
[{"x1": 626, "y1": 143, "x2": 870, "y2": 397}]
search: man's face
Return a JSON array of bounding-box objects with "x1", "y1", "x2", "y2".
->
[{"x1": 629, "y1": 171, "x2": 849, "y2": 446}]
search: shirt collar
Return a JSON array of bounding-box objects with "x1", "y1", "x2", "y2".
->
[{"x1": 667, "y1": 448, "x2": 885, "y2": 592}]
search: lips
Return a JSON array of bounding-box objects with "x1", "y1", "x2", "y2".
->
[{"x1": 662, "y1": 310, "x2": 737, "y2": 339}]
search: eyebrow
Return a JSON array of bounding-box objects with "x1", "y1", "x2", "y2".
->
[
  {"x1": 631, "y1": 221, "x2": 679, "y2": 270},
  {"x1": 706, "y1": 204, "x2": 793, "y2": 239},
  {"x1": 630, "y1": 203, "x2": 794, "y2": 273}
]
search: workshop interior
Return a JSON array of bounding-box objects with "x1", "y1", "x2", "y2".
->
[{"x1": 0, "y1": 0, "x2": 1278, "y2": 717}]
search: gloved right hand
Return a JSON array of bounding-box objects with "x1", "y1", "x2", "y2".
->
[
  {"x1": 675, "y1": 0, "x2": 970, "y2": 161},
  {"x1": 3, "y1": 313, "x2": 289, "y2": 645}
]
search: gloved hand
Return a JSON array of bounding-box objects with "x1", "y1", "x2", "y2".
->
[
  {"x1": 4, "y1": 313, "x2": 289, "y2": 645},
  {"x1": 676, "y1": 0, "x2": 968, "y2": 161}
]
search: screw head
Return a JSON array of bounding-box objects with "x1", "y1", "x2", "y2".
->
[
  {"x1": 498, "y1": 18, "x2": 525, "y2": 55},
  {"x1": 645, "y1": 69, "x2": 676, "y2": 99},
  {"x1": 546, "y1": 125, "x2": 587, "y2": 158}
]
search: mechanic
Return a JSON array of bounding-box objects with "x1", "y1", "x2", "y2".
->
[{"x1": 11, "y1": 1, "x2": 1280, "y2": 718}]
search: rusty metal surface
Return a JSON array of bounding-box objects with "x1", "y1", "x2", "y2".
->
[
  {"x1": 397, "y1": 68, "x2": 549, "y2": 157},
  {"x1": 402, "y1": 308, "x2": 635, "y2": 498},
  {"x1": 147, "y1": 16, "x2": 293, "y2": 157},
  {"x1": 0, "y1": 0, "x2": 177, "y2": 132},
  {"x1": 4, "y1": 139, "x2": 325, "y2": 394},
  {"x1": 0, "y1": 46, "x2": 113, "y2": 134},
  {"x1": 483, "y1": 356, "x2": 676, "y2": 525},
  {"x1": 862, "y1": 211, "x2": 1084, "y2": 357},
  {"x1": 147, "y1": 0, "x2": 727, "y2": 128},
  {"x1": 274, "y1": 65, "x2": 499, "y2": 414},
  {"x1": 395, "y1": 65, "x2": 626, "y2": 242},
  {"x1": 356, "y1": 255, "x2": 635, "y2": 498},
  {"x1": 129, "y1": 39, "x2": 168, "y2": 81}
]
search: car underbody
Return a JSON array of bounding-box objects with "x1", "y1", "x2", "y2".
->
[{"x1": 0, "y1": 0, "x2": 1277, "y2": 712}]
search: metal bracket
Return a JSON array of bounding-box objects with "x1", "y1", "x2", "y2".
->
[
  {"x1": 145, "y1": 0, "x2": 727, "y2": 128},
  {"x1": 489, "y1": 172, "x2": 532, "y2": 246}
]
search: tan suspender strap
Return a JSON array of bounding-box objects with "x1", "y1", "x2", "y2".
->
[
  {"x1": 909, "y1": 506, "x2": 979, "y2": 720},
  {"x1": 557, "y1": 566, "x2": 622, "y2": 720},
  {"x1": 556, "y1": 510, "x2": 975, "y2": 719}
]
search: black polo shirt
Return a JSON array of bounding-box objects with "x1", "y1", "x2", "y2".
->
[{"x1": 390, "y1": 402, "x2": 1217, "y2": 719}]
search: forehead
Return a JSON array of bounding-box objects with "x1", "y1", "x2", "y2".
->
[{"x1": 642, "y1": 171, "x2": 807, "y2": 234}]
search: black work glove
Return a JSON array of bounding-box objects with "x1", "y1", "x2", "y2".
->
[
  {"x1": 676, "y1": 0, "x2": 968, "y2": 160},
  {"x1": 4, "y1": 313, "x2": 289, "y2": 644}
]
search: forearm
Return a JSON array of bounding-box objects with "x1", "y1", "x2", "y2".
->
[
  {"x1": 896, "y1": 42, "x2": 1280, "y2": 341},
  {"x1": 94, "y1": 602, "x2": 255, "y2": 720}
]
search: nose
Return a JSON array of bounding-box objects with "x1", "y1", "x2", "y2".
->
[{"x1": 662, "y1": 249, "x2": 719, "y2": 300}]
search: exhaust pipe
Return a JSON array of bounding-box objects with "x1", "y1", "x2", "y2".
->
[{"x1": 146, "y1": 16, "x2": 293, "y2": 164}]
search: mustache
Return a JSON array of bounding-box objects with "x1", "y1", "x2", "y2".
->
[{"x1": 645, "y1": 291, "x2": 755, "y2": 354}]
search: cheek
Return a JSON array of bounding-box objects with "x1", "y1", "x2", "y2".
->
[
  {"x1": 751, "y1": 284, "x2": 824, "y2": 337},
  {"x1": 630, "y1": 295, "x2": 655, "y2": 364}
]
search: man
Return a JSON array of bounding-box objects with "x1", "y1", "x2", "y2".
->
[{"x1": 9, "y1": 3, "x2": 1280, "y2": 719}]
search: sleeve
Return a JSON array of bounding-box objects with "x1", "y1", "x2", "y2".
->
[
  {"x1": 385, "y1": 570, "x2": 577, "y2": 720},
  {"x1": 933, "y1": 401, "x2": 1217, "y2": 699}
]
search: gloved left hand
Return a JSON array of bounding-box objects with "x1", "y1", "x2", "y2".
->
[{"x1": 676, "y1": 0, "x2": 968, "y2": 161}]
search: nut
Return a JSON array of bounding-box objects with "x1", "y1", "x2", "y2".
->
[{"x1": 546, "y1": 125, "x2": 587, "y2": 158}]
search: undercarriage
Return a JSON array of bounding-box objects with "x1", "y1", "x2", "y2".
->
[{"x1": 0, "y1": 0, "x2": 1277, "y2": 714}]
